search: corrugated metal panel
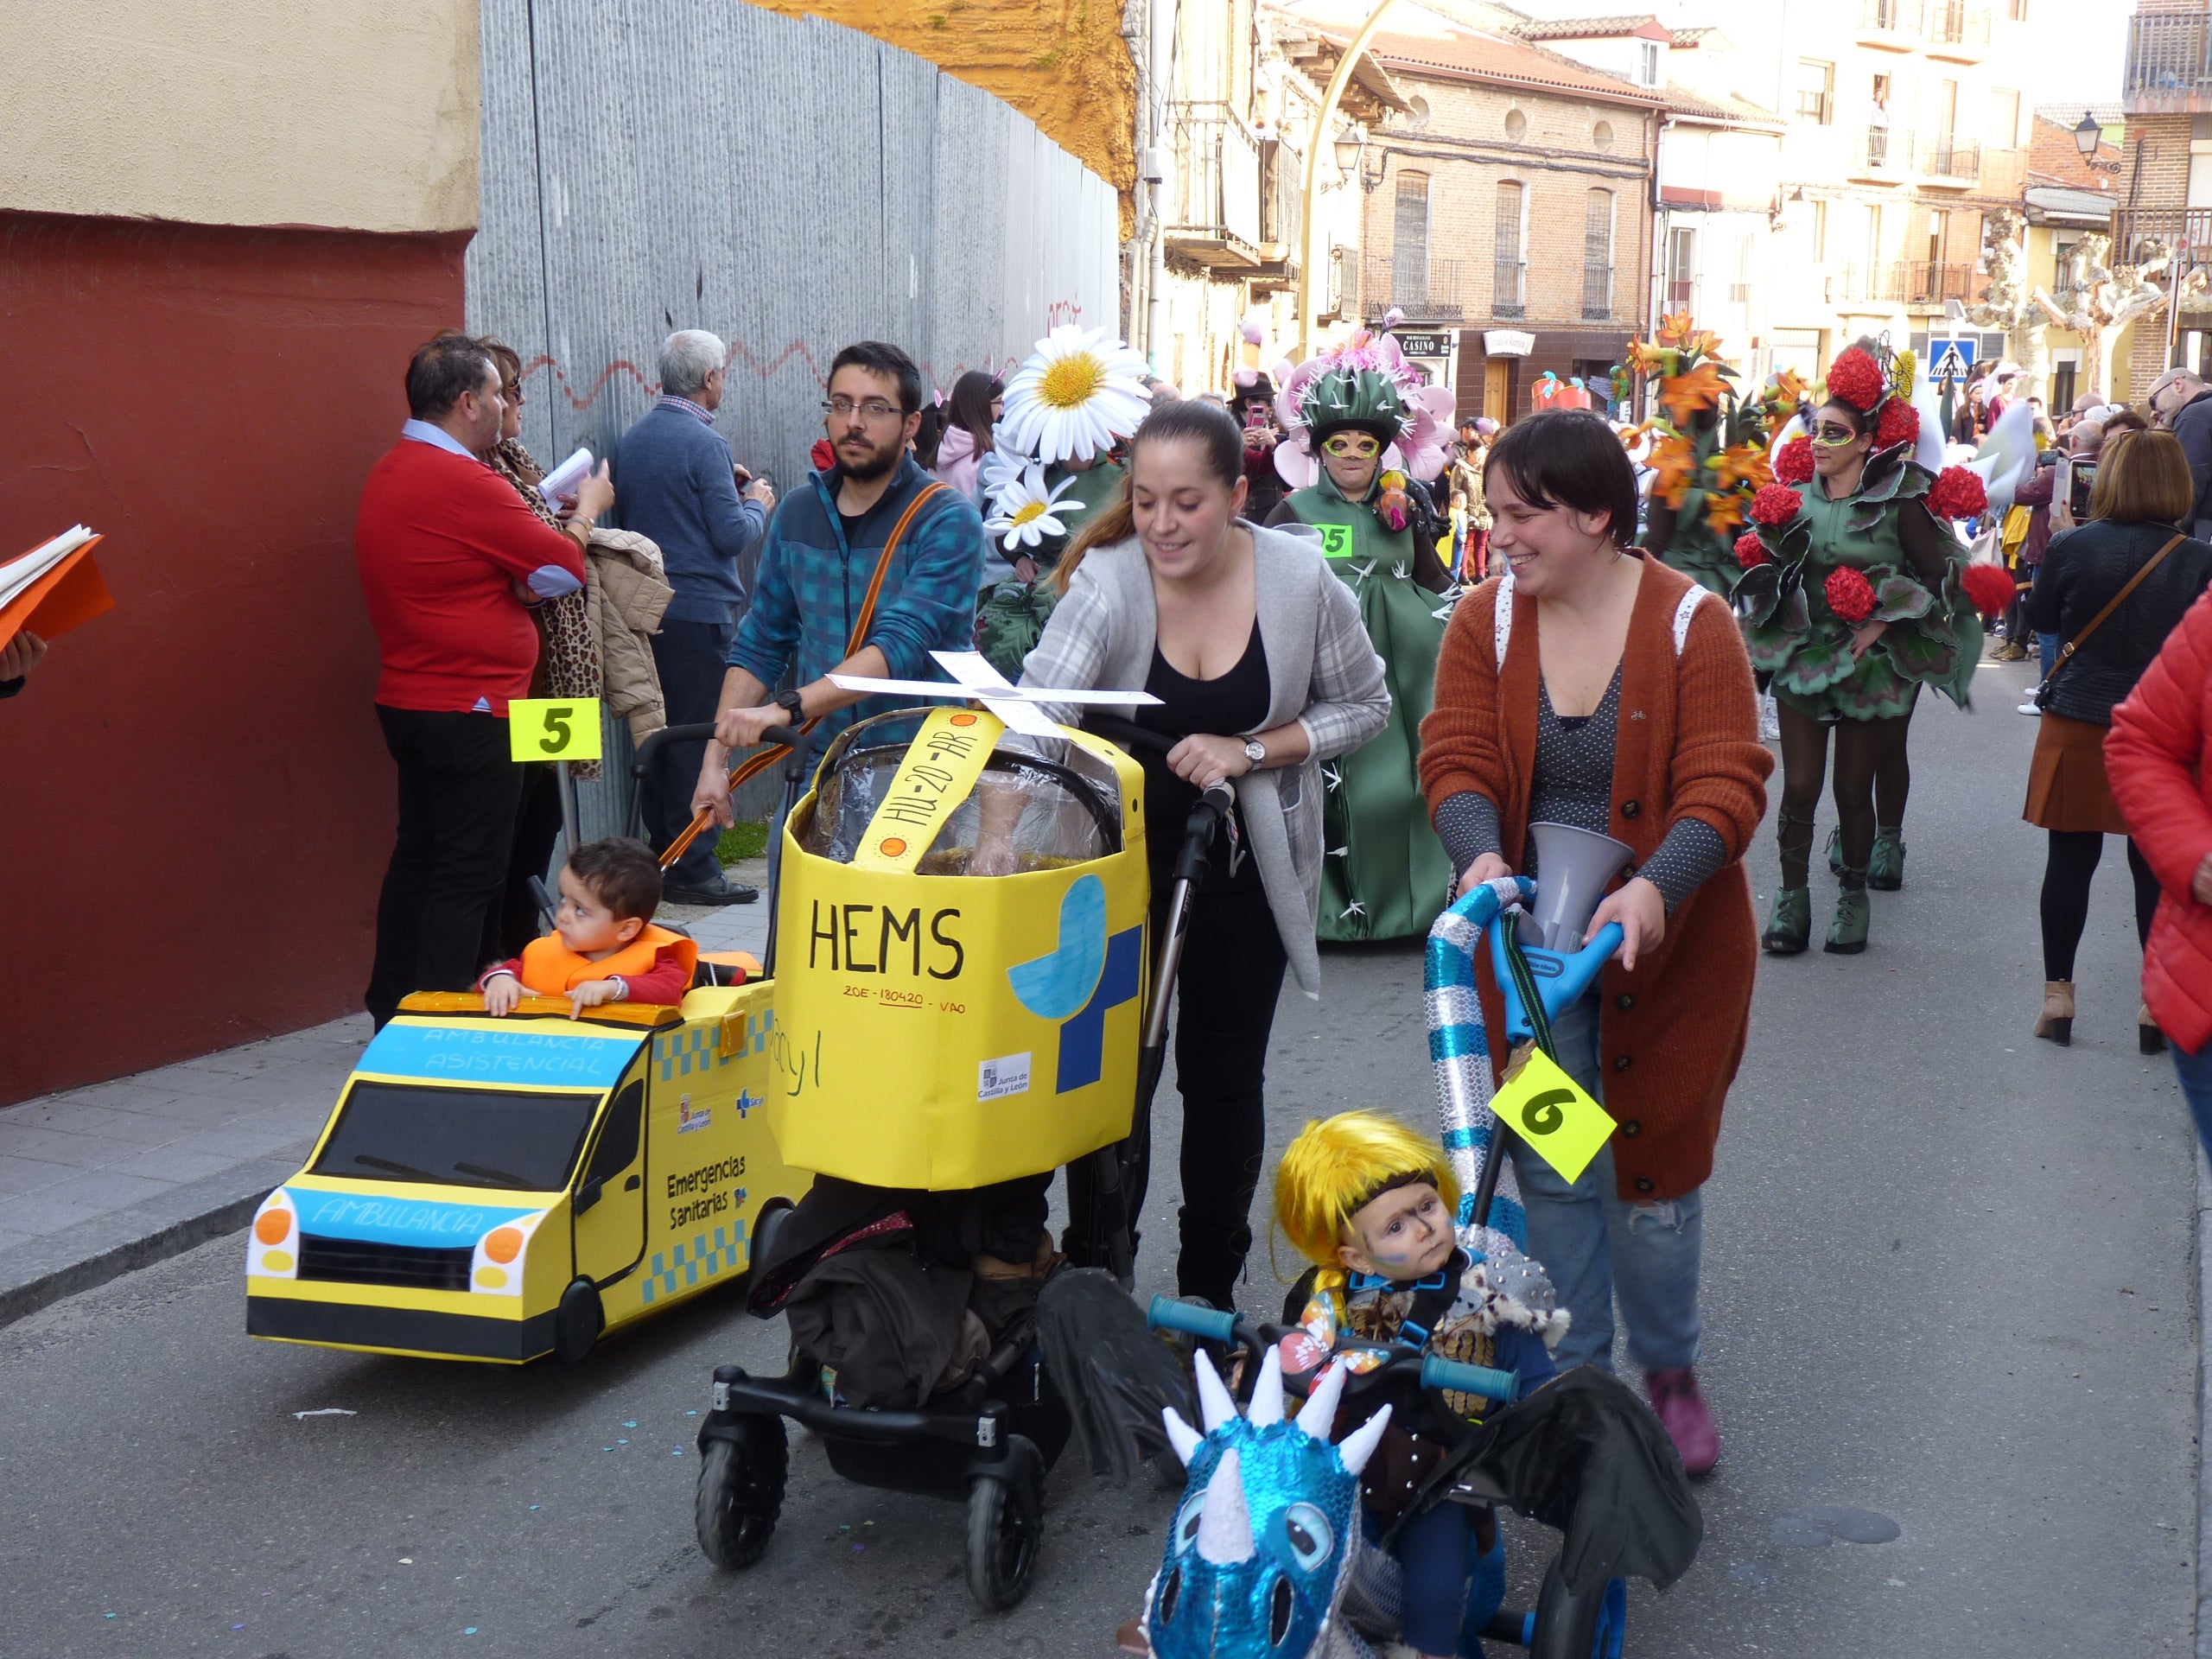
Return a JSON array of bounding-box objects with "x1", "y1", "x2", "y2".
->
[{"x1": 468, "y1": 0, "x2": 1118, "y2": 848}]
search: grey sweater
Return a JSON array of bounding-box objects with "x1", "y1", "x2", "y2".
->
[{"x1": 1020, "y1": 522, "x2": 1390, "y2": 995}]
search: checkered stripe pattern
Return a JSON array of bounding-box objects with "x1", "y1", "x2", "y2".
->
[
  {"x1": 639, "y1": 1214, "x2": 748, "y2": 1306},
  {"x1": 657, "y1": 1007, "x2": 774, "y2": 1080}
]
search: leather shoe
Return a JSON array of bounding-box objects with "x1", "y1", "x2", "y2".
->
[{"x1": 664, "y1": 877, "x2": 759, "y2": 906}]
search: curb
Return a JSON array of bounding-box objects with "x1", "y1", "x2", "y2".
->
[
  {"x1": 0, "y1": 1154, "x2": 300, "y2": 1331},
  {"x1": 2197, "y1": 1141, "x2": 2209, "y2": 1659}
]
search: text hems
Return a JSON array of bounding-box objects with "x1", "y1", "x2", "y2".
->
[{"x1": 808, "y1": 901, "x2": 963, "y2": 978}]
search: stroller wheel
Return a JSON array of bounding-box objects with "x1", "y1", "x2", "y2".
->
[
  {"x1": 1529, "y1": 1559, "x2": 1625, "y2": 1659},
  {"x1": 964, "y1": 1455, "x2": 1043, "y2": 1611},
  {"x1": 695, "y1": 1420, "x2": 787, "y2": 1571}
]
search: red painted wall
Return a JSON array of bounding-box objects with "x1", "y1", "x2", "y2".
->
[{"x1": 0, "y1": 212, "x2": 470, "y2": 1104}]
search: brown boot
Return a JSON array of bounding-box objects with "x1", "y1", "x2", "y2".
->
[
  {"x1": 2035, "y1": 981, "x2": 2075, "y2": 1046},
  {"x1": 2141, "y1": 1002, "x2": 2169, "y2": 1056}
]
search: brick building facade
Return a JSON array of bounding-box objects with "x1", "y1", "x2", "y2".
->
[{"x1": 1299, "y1": 4, "x2": 1658, "y2": 423}]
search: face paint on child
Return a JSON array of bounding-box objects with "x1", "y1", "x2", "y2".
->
[{"x1": 1337, "y1": 1180, "x2": 1456, "y2": 1281}]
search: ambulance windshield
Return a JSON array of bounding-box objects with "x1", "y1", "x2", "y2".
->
[
  {"x1": 801, "y1": 709, "x2": 1122, "y2": 874},
  {"x1": 315, "y1": 1080, "x2": 602, "y2": 1193}
]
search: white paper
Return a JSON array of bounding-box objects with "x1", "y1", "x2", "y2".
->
[
  {"x1": 537, "y1": 447, "x2": 594, "y2": 505},
  {"x1": 0, "y1": 524, "x2": 95, "y2": 613},
  {"x1": 978, "y1": 1052, "x2": 1032, "y2": 1102}
]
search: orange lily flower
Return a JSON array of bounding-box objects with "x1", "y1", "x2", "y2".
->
[
  {"x1": 1709, "y1": 441, "x2": 1772, "y2": 493},
  {"x1": 1703, "y1": 490, "x2": 1747, "y2": 536},
  {"x1": 1649, "y1": 435, "x2": 1696, "y2": 509},
  {"x1": 1657, "y1": 309, "x2": 1696, "y2": 346},
  {"x1": 1658, "y1": 361, "x2": 1730, "y2": 425}
]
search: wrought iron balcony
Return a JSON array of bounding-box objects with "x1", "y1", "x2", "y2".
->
[
  {"x1": 2125, "y1": 10, "x2": 2212, "y2": 114},
  {"x1": 1923, "y1": 0, "x2": 1991, "y2": 57},
  {"x1": 1365, "y1": 255, "x2": 1467, "y2": 322},
  {"x1": 1916, "y1": 135, "x2": 1980, "y2": 184},
  {"x1": 1162, "y1": 101, "x2": 1262, "y2": 269},
  {"x1": 1893, "y1": 260, "x2": 1980, "y2": 304}
]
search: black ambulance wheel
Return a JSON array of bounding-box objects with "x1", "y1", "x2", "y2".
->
[
  {"x1": 552, "y1": 1278, "x2": 603, "y2": 1364},
  {"x1": 695, "y1": 1423, "x2": 787, "y2": 1571},
  {"x1": 964, "y1": 1468, "x2": 1041, "y2": 1611},
  {"x1": 1529, "y1": 1559, "x2": 1625, "y2": 1659}
]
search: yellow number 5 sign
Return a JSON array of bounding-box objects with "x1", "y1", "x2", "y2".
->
[
  {"x1": 509, "y1": 697, "x2": 604, "y2": 762},
  {"x1": 1491, "y1": 1046, "x2": 1617, "y2": 1184}
]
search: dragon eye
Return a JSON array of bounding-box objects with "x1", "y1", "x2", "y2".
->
[
  {"x1": 1159, "y1": 1567, "x2": 1182, "y2": 1624},
  {"x1": 1175, "y1": 1491, "x2": 1206, "y2": 1553},
  {"x1": 1268, "y1": 1574, "x2": 1295, "y2": 1644},
  {"x1": 1282, "y1": 1503, "x2": 1333, "y2": 1570}
]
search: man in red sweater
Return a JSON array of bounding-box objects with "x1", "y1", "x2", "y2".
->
[{"x1": 355, "y1": 334, "x2": 612, "y2": 1027}]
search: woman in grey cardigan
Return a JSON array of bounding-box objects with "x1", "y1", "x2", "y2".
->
[{"x1": 1019, "y1": 399, "x2": 1389, "y2": 1313}]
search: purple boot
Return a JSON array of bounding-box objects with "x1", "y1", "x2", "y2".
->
[{"x1": 1646, "y1": 1367, "x2": 1719, "y2": 1477}]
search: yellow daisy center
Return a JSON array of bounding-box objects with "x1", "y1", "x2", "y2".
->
[
  {"x1": 1039, "y1": 353, "x2": 1106, "y2": 410},
  {"x1": 1010, "y1": 501, "x2": 1049, "y2": 525}
]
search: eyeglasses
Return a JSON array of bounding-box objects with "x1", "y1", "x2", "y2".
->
[
  {"x1": 822, "y1": 397, "x2": 904, "y2": 423},
  {"x1": 1321, "y1": 432, "x2": 1382, "y2": 459},
  {"x1": 503, "y1": 382, "x2": 524, "y2": 400}
]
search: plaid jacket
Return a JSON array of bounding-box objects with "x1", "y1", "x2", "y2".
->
[{"x1": 728, "y1": 454, "x2": 983, "y2": 748}]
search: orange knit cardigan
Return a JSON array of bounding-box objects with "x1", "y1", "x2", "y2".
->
[{"x1": 1418, "y1": 556, "x2": 1772, "y2": 1200}]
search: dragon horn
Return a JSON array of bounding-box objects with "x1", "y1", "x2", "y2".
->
[
  {"x1": 1193, "y1": 1348, "x2": 1238, "y2": 1433},
  {"x1": 1294, "y1": 1358, "x2": 1349, "y2": 1441},
  {"x1": 1248, "y1": 1346, "x2": 1286, "y2": 1427},
  {"x1": 1336, "y1": 1402, "x2": 1394, "y2": 1478},
  {"x1": 1161, "y1": 1407, "x2": 1204, "y2": 1468},
  {"x1": 1194, "y1": 1447, "x2": 1255, "y2": 1565}
]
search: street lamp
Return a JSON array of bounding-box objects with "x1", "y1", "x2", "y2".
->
[
  {"x1": 1334, "y1": 129, "x2": 1364, "y2": 180},
  {"x1": 2074, "y1": 111, "x2": 2102, "y2": 160}
]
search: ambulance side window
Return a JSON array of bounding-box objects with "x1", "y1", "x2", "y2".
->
[{"x1": 582, "y1": 1079, "x2": 645, "y2": 1191}]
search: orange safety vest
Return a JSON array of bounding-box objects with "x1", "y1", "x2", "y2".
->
[{"x1": 518, "y1": 925, "x2": 698, "y2": 997}]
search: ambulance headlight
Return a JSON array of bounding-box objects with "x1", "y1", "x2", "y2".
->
[
  {"x1": 469, "y1": 1211, "x2": 548, "y2": 1295},
  {"x1": 247, "y1": 1190, "x2": 299, "y2": 1279}
]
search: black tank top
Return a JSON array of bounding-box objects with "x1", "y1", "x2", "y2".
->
[{"x1": 1135, "y1": 620, "x2": 1269, "y2": 888}]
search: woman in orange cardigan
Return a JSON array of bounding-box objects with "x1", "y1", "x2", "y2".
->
[{"x1": 1419, "y1": 410, "x2": 1771, "y2": 1476}]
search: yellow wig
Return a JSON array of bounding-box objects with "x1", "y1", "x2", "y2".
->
[{"x1": 1274, "y1": 1110, "x2": 1459, "y2": 1268}]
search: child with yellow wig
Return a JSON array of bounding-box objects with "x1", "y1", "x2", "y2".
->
[{"x1": 1274, "y1": 1109, "x2": 1569, "y2": 1659}]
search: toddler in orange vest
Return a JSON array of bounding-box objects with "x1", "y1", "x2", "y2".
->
[{"x1": 480, "y1": 837, "x2": 698, "y2": 1017}]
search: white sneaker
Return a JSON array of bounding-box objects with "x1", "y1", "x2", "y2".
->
[
  {"x1": 1758, "y1": 691, "x2": 1780, "y2": 741},
  {"x1": 2017, "y1": 702, "x2": 2041, "y2": 715}
]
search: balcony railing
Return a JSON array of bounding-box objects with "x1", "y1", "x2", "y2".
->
[
  {"x1": 1365, "y1": 255, "x2": 1467, "y2": 322},
  {"x1": 1917, "y1": 135, "x2": 1980, "y2": 182},
  {"x1": 2113, "y1": 207, "x2": 2212, "y2": 273},
  {"x1": 1859, "y1": 0, "x2": 1919, "y2": 33},
  {"x1": 1856, "y1": 125, "x2": 1913, "y2": 173},
  {"x1": 1493, "y1": 256, "x2": 1527, "y2": 320},
  {"x1": 1162, "y1": 101, "x2": 1262, "y2": 268},
  {"x1": 2126, "y1": 10, "x2": 2212, "y2": 112},
  {"x1": 1893, "y1": 260, "x2": 1980, "y2": 304},
  {"x1": 1583, "y1": 263, "x2": 1616, "y2": 321},
  {"x1": 1923, "y1": 0, "x2": 1990, "y2": 51}
]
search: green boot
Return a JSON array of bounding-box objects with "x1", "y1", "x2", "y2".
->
[
  {"x1": 1825, "y1": 827, "x2": 1843, "y2": 878},
  {"x1": 1866, "y1": 825, "x2": 1905, "y2": 891},
  {"x1": 1826, "y1": 874, "x2": 1870, "y2": 955},
  {"x1": 1762, "y1": 888, "x2": 1811, "y2": 955}
]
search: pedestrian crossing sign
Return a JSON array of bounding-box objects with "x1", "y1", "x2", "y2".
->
[
  {"x1": 1928, "y1": 340, "x2": 1971, "y2": 382},
  {"x1": 1491, "y1": 1046, "x2": 1618, "y2": 1184}
]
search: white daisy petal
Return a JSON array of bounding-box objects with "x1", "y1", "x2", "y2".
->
[{"x1": 1001, "y1": 325, "x2": 1152, "y2": 466}]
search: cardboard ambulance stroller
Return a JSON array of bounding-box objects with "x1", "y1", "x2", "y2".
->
[
  {"x1": 690, "y1": 657, "x2": 1223, "y2": 1610},
  {"x1": 1039, "y1": 826, "x2": 1705, "y2": 1658}
]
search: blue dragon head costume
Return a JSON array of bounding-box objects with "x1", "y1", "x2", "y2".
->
[{"x1": 1138, "y1": 1349, "x2": 1396, "y2": 1659}]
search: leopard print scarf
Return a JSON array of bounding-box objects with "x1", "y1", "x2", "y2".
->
[{"x1": 490, "y1": 438, "x2": 604, "y2": 780}]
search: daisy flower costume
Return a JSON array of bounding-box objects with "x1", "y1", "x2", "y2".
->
[
  {"x1": 975, "y1": 327, "x2": 1142, "y2": 678},
  {"x1": 1263, "y1": 330, "x2": 1459, "y2": 941}
]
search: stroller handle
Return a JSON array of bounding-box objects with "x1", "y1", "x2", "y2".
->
[
  {"x1": 1146, "y1": 1296, "x2": 1522, "y2": 1406},
  {"x1": 631, "y1": 721, "x2": 800, "y2": 780}
]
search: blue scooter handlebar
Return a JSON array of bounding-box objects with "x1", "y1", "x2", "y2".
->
[
  {"x1": 1418, "y1": 1355, "x2": 1520, "y2": 1404},
  {"x1": 1146, "y1": 1294, "x2": 1239, "y2": 1345},
  {"x1": 1147, "y1": 1297, "x2": 1522, "y2": 1405}
]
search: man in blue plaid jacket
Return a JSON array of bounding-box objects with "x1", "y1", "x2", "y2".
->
[{"x1": 690, "y1": 340, "x2": 983, "y2": 829}]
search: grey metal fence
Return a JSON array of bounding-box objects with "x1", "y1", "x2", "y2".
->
[{"x1": 466, "y1": 0, "x2": 1120, "y2": 839}]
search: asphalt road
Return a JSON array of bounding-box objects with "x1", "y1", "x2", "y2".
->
[{"x1": 1, "y1": 656, "x2": 2198, "y2": 1658}]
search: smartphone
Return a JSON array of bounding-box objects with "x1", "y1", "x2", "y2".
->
[
  {"x1": 1244, "y1": 406, "x2": 1269, "y2": 430},
  {"x1": 2069, "y1": 460, "x2": 2096, "y2": 518}
]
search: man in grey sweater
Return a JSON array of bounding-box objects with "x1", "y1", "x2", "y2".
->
[{"x1": 615, "y1": 329, "x2": 774, "y2": 903}]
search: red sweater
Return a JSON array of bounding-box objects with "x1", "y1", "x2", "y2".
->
[
  {"x1": 2107, "y1": 588, "x2": 2212, "y2": 1053},
  {"x1": 355, "y1": 439, "x2": 587, "y2": 715}
]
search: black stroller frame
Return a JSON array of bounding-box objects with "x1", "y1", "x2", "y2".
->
[{"x1": 688, "y1": 715, "x2": 1231, "y2": 1611}]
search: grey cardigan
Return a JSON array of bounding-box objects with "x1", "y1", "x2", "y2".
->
[{"x1": 1020, "y1": 521, "x2": 1390, "y2": 995}]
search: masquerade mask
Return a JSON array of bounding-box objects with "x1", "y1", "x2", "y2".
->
[
  {"x1": 1321, "y1": 432, "x2": 1381, "y2": 460},
  {"x1": 1811, "y1": 423, "x2": 1859, "y2": 448}
]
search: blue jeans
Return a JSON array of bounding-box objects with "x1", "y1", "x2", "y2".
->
[
  {"x1": 2031, "y1": 561, "x2": 2059, "y2": 680},
  {"x1": 1507, "y1": 995, "x2": 1704, "y2": 1373},
  {"x1": 2177, "y1": 1037, "x2": 2212, "y2": 1160}
]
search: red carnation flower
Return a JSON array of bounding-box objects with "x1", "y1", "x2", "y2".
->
[
  {"x1": 1750, "y1": 483, "x2": 1803, "y2": 526},
  {"x1": 1735, "y1": 531, "x2": 1770, "y2": 569},
  {"x1": 1927, "y1": 464, "x2": 1988, "y2": 520},
  {"x1": 1875, "y1": 399, "x2": 1919, "y2": 451},
  {"x1": 1773, "y1": 435, "x2": 1815, "y2": 485},
  {"x1": 1827, "y1": 347, "x2": 1885, "y2": 412},
  {"x1": 1960, "y1": 562, "x2": 2018, "y2": 619},
  {"x1": 1825, "y1": 566, "x2": 1877, "y2": 626}
]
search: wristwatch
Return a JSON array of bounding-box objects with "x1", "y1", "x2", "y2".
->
[
  {"x1": 1243, "y1": 737, "x2": 1267, "y2": 768},
  {"x1": 774, "y1": 688, "x2": 805, "y2": 721}
]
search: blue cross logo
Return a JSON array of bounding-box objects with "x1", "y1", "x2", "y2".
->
[{"x1": 1007, "y1": 874, "x2": 1142, "y2": 1094}]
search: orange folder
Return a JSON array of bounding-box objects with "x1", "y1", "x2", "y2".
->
[{"x1": 0, "y1": 534, "x2": 111, "y2": 650}]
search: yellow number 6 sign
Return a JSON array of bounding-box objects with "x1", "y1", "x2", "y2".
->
[
  {"x1": 509, "y1": 697, "x2": 604, "y2": 762},
  {"x1": 1489, "y1": 1046, "x2": 1617, "y2": 1184}
]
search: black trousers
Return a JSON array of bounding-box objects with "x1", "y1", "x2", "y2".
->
[
  {"x1": 2039, "y1": 830, "x2": 2160, "y2": 982},
  {"x1": 645, "y1": 619, "x2": 734, "y2": 887},
  {"x1": 499, "y1": 762, "x2": 565, "y2": 960},
  {"x1": 1100, "y1": 875, "x2": 1287, "y2": 1312},
  {"x1": 366, "y1": 707, "x2": 526, "y2": 1028}
]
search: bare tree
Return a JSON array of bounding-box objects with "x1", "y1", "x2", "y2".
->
[
  {"x1": 2032, "y1": 232, "x2": 2176, "y2": 404},
  {"x1": 1967, "y1": 209, "x2": 2047, "y2": 402}
]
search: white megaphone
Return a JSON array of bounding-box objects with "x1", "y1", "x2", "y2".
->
[{"x1": 1517, "y1": 821, "x2": 1635, "y2": 952}]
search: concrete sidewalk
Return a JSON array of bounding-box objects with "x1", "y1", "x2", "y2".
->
[{"x1": 0, "y1": 861, "x2": 771, "y2": 1326}]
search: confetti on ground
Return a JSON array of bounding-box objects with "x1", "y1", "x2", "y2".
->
[
  {"x1": 530, "y1": 1505, "x2": 540, "y2": 1511},
  {"x1": 672, "y1": 1447, "x2": 683, "y2": 1457},
  {"x1": 465, "y1": 1628, "x2": 479, "y2": 1636},
  {"x1": 399, "y1": 1558, "x2": 413, "y2": 1565},
  {"x1": 622, "y1": 1421, "x2": 637, "y2": 1429},
  {"x1": 292, "y1": 1408, "x2": 357, "y2": 1420}
]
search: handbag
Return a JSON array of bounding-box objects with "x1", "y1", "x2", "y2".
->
[{"x1": 2031, "y1": 531, "x2": 2185, "y2": 709}]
